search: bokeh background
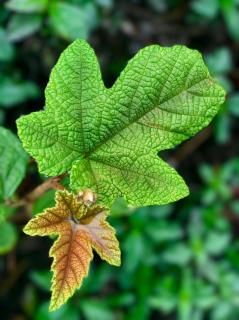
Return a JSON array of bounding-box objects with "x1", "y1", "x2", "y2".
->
[{"x1": 0, "y1": 0, "x2": 239, "y2": 319}]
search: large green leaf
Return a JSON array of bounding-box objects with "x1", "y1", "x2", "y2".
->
[
  {"x1": 17, "y1": 40, "x2": 225, "y2": 207},
  {"x1": 0, "y1": 127, "x2": 28, "y2": 201}
]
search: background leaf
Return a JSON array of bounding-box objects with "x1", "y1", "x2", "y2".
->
[
  {"x1": 0, "y1": 127, "x2": 28, "y2": 201},
  {"x1": 49, "y1": 2, "x2": 98, "y2": 40},
  {"x1": 0, "y1": 77, "x2": 39, "y2": 108},
  {"x1": 0, "y1": 221, "x2": 17, "y2": 254},
  {"x1": 7, "y1": 14, "x2": 42, "y2": 42},
  {"x1": 0, "y1": 28, "x2": 14, "y2": 61},
  {"x1": 6, "y1": 0, "x2": 48, "y2": 13}
]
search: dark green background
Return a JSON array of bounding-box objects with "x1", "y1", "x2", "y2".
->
[{"x1": 0, "y1": 0, "x2": 239, "y2": 319}]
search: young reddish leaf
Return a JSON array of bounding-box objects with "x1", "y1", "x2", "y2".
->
[{"x1": 24, "y1": 190, "x2": 120, "y2": 311}]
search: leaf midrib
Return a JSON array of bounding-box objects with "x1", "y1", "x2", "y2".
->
[{"x1": 85, "y1": 76, "x2": 211, "y2": 158}]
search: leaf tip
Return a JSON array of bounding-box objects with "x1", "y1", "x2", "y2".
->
[
  {"x1": 23, "y1": 222, "x2": 32, "y2": 235},
  {"x1": 180, "y1": 181, "x2": 190, "y2": 201},
  {"x1": 112, "y1": 256, "x2": 121, "y2": 267},
  {"x1": 49, "y1": 299, "x2": 59, "y2": 312}
]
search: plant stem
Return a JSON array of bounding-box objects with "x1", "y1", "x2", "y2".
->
[{"x1": 5, "y1": 173, "x2": 67, "y2": 209}]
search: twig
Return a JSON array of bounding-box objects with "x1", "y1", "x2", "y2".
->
[
  {"x1": 5, "y1": 173, "x2": 67, "y2": 209},
  {"x1": 24, "y1": 174, "x2": 66, "y2": 203}
]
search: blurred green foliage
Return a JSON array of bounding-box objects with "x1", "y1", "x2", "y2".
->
[{"x1": 0, "y1": 0, "x2": 239, "y2": 319}]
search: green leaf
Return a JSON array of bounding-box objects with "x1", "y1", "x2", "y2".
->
[
  {"x1": 162, "y1": 243, "x2": 192, "y2": 266},
  {"x1": 0, "y1": 127, "x2": 28, "y2": 201},
  {"x1": 82, "y1": 264, "x2": 112, "y2": 294},
  {"x1": 17, "y1": 40, "x2": 225, "y2": 207},
  {"x1": 149, "y1": 295, "x2": 177, "y2": 313},
  {"x1": 226, "y1": 94, "x2": 239, "y2": 116},
  {"x1": 49, "y1": 2, "x2": 98, "y2": 40},
  {"x1": 35, "y1": 301, "x2": 79, "y2": 320},
  {"x1": 110, "y1": 197, "x2": 130, "y2": 217},
  {"x1": 150, "y1": 275, "x2": 178, "y2": 312},
  {"x1": 81, "y1": 300, "x2": 114, "y2": 320},
  {"x1": 0, "y1": 28, "x2": 14, "y2": 61},
  {"x1": 191, "y1": 0, "x2": 219, "y2": 19},
  {"x1": 123, "y1": 231, "x2": 144, "y2": 272},
  {"x1": 95, "y1": 0, "x2": 113, "y2": 8},
  {"x1": 220, "y1": 0, "x2": 239, "y2": 41},
  {"x1": 0, "y1": 78, "x2": 39, "y2": 108},
  {"x1": 178, "y1": 270, "x2": 193, "y2": 320},
  {"x1": 0, "y1": 221, "x2": 17, "y2": 254},
  {"x1": 7, "y1": 13, "x2": 42, "y2": 42},
  {"x1": 194, "y1": 280, "x2": 218, "y2": 310},
  {"x1": 105, "y1": 293, "x2": 135, "y2": 307},
  {"x1": 0, "y1": 203, "x2": 15, "y2": 222},
  {"x1": 205, "y1": 47, "x2": 233, "y2": 75},
  {"x1": 214, "y1": 113, "x2": 230, "y2": 144},
  {"x1": 32, "y1": 189, "x2": 56, "y2": 216},
  {"x1": 205, "y1": 232, "x2": 231, "y2": 256},
  {"x1": 6, "y1": 0, "x2": 48, "y2": 13},
  {"x1": 30, "y1": 270, "x2": 52, "y2": 291},
  {"x1": 146, "y1": 221, "x2": 183, "y2": 242},
  {"x1": 211, "y1": 302, "x2": 233, "y2": 320}
]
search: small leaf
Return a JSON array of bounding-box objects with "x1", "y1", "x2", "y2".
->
[
  {"x1": 35, "y1": 301, "x2": 79, "y2": 320},
  {"x1": 214, "y1": 113, "x2": 230, "y2": 144},
  {"x1": 7, "y1": 13, "x2": 42, "y2": 42},
  {"x1": 95, "y1": 0, "x2": 113, "y2": 8},
  {"x1": 191, "y1": 0, "x2": 219, "y2": 19},
  {"x1": 162, "y1": 243, "x2": 192, "y2": 266},
  {"x1": 0, "y1": 28, "x2": 14, "y2": 61},
  {"x1": 32, "y1": 189, "x2": 56, "y2": 216},
  {"x1": 0, "y1": 221, "x2": 18, "y2": 254},
  {"x1": 17, "y1": 40, "x2": 225, "y2": 207},
  {"x1": 221, "y1": 0, "x2": 239, "y2": 41},
  {"x1": 205, "y1": 47, "x2": 233, "y2": 75},
  {"x1": 123, "y1": 231, "x2": 144, "y2": 272},
  {"x1": 205, "y1": 232, "x2": 231, "y2": 255},
  {"x1": 81, "y1": 300, "x2": 114, "y2": 320},
  {"x1": 30, "y1": 270, "x2": 52, "y2": 291},
  {"x1": 0, "y1": 127, "x2": 28, "y2": 201},
  {"x1": 0, "y1": 78, "x2": 39, "y2": 108},
  {"x1": 146, "y1": 221, "x2": 183, "y2": 242},
  {"x1": 24, "y1": 190, "x2": 120, "y2": 311},
  {"x1": 6, "y1": 0, "x2": 48, "y2": 13},
  {"x1": 49, "y1": 2, "x2": 98, "y2": 40},
  {"x1": 227, "y1": 94, "x2": 239, "y2": 116}
]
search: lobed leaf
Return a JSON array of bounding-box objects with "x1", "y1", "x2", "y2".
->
[
  {"x1": 17, "y1": 40, "x2": 225, "y2": 207},
  {"x1": 24, "y1": 190, "x2": 120, "y2": 311}
]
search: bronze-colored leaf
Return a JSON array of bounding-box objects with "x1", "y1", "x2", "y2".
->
[{"x1": 24, "y1": 190, "x2": 121, "y2": 311}]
